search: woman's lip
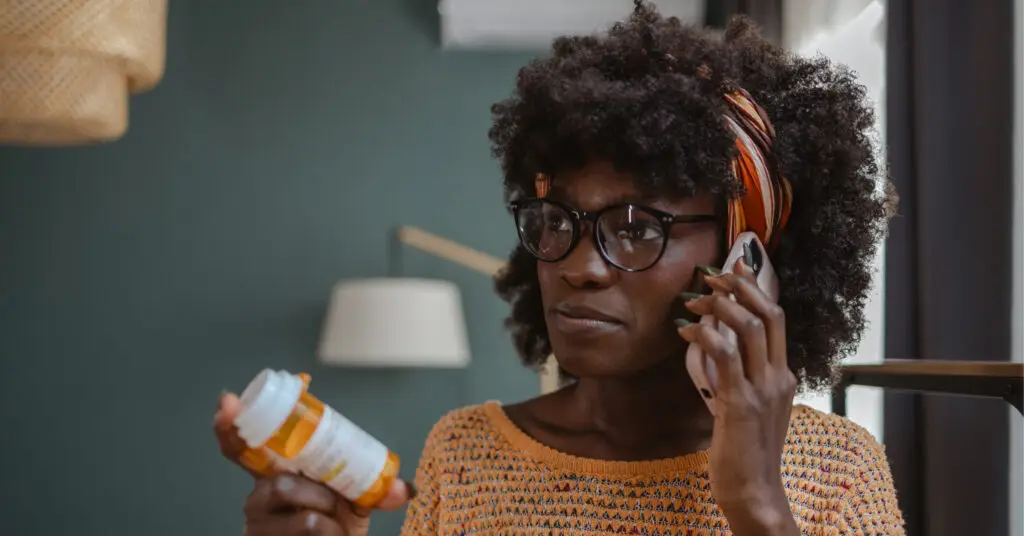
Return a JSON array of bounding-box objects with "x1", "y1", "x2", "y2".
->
[
  {"x1": 553, "y1": 303, "x2": 624, "y2": 324},
  {"x1": 550, "y1": 311, "x2": 624, "y2": 335}
]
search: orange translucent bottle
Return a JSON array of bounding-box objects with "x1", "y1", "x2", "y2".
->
[{"x1": 233, "y1": 369, "x2": 401, "y2": 508}]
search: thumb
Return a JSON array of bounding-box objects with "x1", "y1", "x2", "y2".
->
[
  {"x1": 213, "y1": 392, "x2": 247, "y2": 459},
  {"x1": 374, "y1": 479, "x2": 417, "y2": 511},
  {"x1": 213, "y1": 392, "x2": 286, "y2": 477},
  {"x1": 338, "y1": 479, "x2": 416, "y2": 530}
]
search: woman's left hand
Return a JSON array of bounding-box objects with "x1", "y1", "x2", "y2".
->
[{"x1": 678, "y1": 251, "x2": 800, "y2": 536}]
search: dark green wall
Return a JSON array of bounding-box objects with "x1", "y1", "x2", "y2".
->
[{"x1": 0, "y1": 1, "x2": 539, "y2": 534}]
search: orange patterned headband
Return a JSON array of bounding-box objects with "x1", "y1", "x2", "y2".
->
[
  {"x1": 722, "y1": 88, "x2": 792, "y2": 252},
  {"x1": 533, "y1": 87, "x2": 791, "y2": 252}
]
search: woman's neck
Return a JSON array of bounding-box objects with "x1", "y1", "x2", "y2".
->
[{"x1": 560, "y1": 358, "x2": 715, "y2": 459}]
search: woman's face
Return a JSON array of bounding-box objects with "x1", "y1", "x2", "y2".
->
[{"x1": 538, "y1": 160, "x2": 720, "y2": 378}]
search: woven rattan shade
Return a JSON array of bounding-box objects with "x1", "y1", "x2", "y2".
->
[{"x1": 0, "y1": 0, "x2": 167, "y2": 145}]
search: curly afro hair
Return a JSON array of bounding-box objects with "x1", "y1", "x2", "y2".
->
[{"x1": 489, "y1": 1, "x2": 891, "y2": 390}]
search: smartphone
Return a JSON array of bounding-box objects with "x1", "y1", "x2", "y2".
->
[{"x1": 684, "y1": 231, "x2": 780, "y2": 415}]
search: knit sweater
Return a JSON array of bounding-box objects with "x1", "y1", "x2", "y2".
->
[{"x1": 398, "y1": 401, "x2": 904, "y2": 535}]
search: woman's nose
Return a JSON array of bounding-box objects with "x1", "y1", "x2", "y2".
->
[{"x1": 559, "y1": 231, "x2": 615, "y2": 288}]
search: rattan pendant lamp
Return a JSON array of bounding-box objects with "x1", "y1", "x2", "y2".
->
[{"x1": 0, "y1": 0, "x2": 168, "y2": 145}]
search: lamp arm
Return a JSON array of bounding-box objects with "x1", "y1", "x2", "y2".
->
[
  {"x1": 394, "y1": 225, "x2": 562, "y2": 394},
  {"x1": 396, "y1": 225, "x2": 505, "y2": 276}
]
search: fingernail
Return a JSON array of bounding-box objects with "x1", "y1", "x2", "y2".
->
[
  {"x1": 215, "y1": 390, "x2": 228, "y2": 415},
  {"x1": 680, "y1": 292, "x2": 704, "y2": 303},
  {"x1": 275, "y1": 475, "x2": 294, "y2": 492},
  {"x1": 705, "y1": 276, "x2": 728, "y2": 290},
  {"x1": 674, "y1": 318, "x2": 692, "y2": 328},
  {"x1": 696, "y1": 265, "x2": 721, "y2": 276},
  {"x1": 742, "y1": 242, "x2": 754, "y2": 269},
  {"x1": 748, "y1": 239, "x2": 763, "y2": 275},
  {"x1": 405, "y1": 481, "x2": 418, "y2": 499}
]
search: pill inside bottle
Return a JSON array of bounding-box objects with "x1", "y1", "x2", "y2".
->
[{"x1": 233, "y1": 369, "x2": 401, "y2": 508}]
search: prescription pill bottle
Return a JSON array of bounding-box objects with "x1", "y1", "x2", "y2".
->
[{"x1": 233, "y1": 369, "x2": 401, "y2": 508}]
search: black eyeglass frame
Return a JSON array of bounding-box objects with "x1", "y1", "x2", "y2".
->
[{"x1": 508, "y1": 197, "x2": 717, "y2": 272}]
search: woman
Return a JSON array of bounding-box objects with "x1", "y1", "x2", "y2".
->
[{"x1": 214, "y1": 2, "x2": 903, "y2": 534}]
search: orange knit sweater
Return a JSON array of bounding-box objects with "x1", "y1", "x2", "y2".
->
[{"x1": 398, "y1": 402, "x2": 904, "y2": 535}]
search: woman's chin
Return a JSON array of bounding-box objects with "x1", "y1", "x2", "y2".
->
[
  {"x1": 553, "y1": 347, "x2": 660, "y2": 379},
  {"x1": 553, "y1": 340, "x2": 690, "y2": 380}
]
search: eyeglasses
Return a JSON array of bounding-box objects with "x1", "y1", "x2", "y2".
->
[{"x1": 509, "y1": 198, "x2": 717, "y2": 272}]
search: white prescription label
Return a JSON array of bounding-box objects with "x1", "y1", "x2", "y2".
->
[{"x1": 289, "y1": 407, "x2": 389, "y2": 500}]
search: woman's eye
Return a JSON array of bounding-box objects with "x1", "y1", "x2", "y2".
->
[
  {"x1": 617, "y1": 225, "x2": 660, "y2": 241},
  {"x1": 545, "y1": 215, "x2": 571, "y2": 232}
]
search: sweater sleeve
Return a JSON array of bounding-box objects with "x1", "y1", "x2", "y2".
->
[
  {"x1": 839, "y1": 428, "x2": 906, "y2": 535},
  {"x1": 399, "y1": 420, "x2": 445, "y2": 536}
]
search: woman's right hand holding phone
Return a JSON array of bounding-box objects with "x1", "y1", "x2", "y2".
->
[{"x1": 213, "y1": 392, "x2": 414, "y2": 536}]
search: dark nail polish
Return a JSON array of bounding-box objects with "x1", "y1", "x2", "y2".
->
[
  {"x1": 405, "y1": 481, "x2": 418, "y2": 499},
  {"x1": 680, "y1": 292, "x2": 704, "y2": 302},
  {"x1": 742, "y1": 242, "x2": 754, "y2": 270},
  {"x1": 696, "y1": 265, "x2": 722, "y2": 276},
  {"x1": 748, "y1": 239, "x2": 763, "y2": 275},
  {"x1": 674, "y1": 318, "x2": 692, "y2": 328},
  {"x1": 700, "y1": 388, "x2": 713, "y2": 399}
]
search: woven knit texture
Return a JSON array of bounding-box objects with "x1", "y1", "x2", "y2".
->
[
  {"x1": 0, "y1": 0, "x2": 166, "y2": 143},
  {"x1": 399, "y1": 402, "x2": 904, "y2": 535},
  {"x1": 0, "y1": 0, "x2": 166, "y2": 89}
]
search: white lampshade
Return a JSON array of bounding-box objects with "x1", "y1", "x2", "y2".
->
[{"x1": 317, "y1": 278, "x2": 471, "y2": 368}]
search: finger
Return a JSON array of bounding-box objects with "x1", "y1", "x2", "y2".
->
[
  {"x1": 733, "y1": 252, "x2": 758, "y2": 285},
  {"x1": 214, "y1": 392, "x2": 246, "y2": 458},
  {"x1": 336, "y1": 497, "x2": 374, "y2": 523},
  {"x1": 266, "y1": 475, "x2": 338, "y2": 514},
  {"x1": 335, "y1": 481, "x2": 413, "y2": 535},
  {"x1": 245, "y1": 479, "x2": 277, "y2": 518},
  {"x1": 678, "y1": 321, "x2": 745, "y2": 390},
  {"x1": 374, "y1": 479, "x2": 417, "y2": 511},
  {"x1": 214, "y1": 392, "x2": 275, "y2": 478},
  {"x1": 684, "y1": 292, "x2": 768, "y2": 382},
  {"x1": 245, "y1": 475, "x2": 338, "y2": 519},
  {"x1": 246, "y1": 476, "x2": 409, "y2": 523},
  {"x1": 718, "y1": 261, "x2": 788, "y2": 369},
  {"x1": 339, "y1": 478, "x2": 415, "y2": 522},
  {"x1": 246, "y1": 512, "x2": 344, "y2": 536}
]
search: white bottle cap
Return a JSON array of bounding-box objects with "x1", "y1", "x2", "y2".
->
[{"x1": 234, "y1": 369, "x2": 305, "y2": 448}]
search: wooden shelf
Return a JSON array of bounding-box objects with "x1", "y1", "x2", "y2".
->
[{"x1": 831, "y1": 360, "x2": 1023, "y2": 416}]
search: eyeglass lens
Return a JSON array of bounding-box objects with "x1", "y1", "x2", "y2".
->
[{"x1": 515, "y1": 200, "x2": 667, "y2": 270}]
